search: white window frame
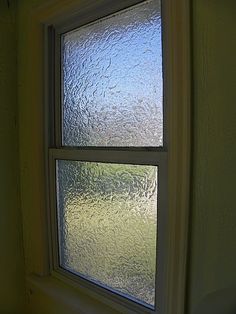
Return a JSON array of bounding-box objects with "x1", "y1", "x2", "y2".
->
[
  {"x1": 48, "y1": 2, "x2": 168, "y2": 312},
  {"x1": 23, "y1": 0, "x2": 190, "y2": 313}
]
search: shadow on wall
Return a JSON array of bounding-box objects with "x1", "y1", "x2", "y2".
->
[{"x1": 194, "y1": 286, "x2": 236, "y2": 314}]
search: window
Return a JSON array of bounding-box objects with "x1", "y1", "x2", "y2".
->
[{"x1": 45, "y1": 0, "x2": 190, "y2": 313}]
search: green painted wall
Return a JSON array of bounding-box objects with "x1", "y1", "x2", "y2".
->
[
  {"x1": 188, "y1": 0, "x2": 236, "y2": 313},
  {"x1": 0, "y1": 1, "x2": 26, "y2": 313}
]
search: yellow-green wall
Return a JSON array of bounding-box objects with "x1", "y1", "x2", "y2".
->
[
  {"x1": 188, "y1": 0, "x2": 236, "y2": 313},
  {"x1": 0, "y1": 1, "x2": 26, "y2": 313}
]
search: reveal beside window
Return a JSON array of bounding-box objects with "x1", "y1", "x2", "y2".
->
[{"x1": 50, "y1": 0, "x2": 166, "y2": 311}]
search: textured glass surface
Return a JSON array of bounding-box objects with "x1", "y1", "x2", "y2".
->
[
  {"x1": 56, "y1": 160, "x2": 158, "y2": 306},
  {"x1": 62, "y1": 0, "x2": 163, "y2": 146}
]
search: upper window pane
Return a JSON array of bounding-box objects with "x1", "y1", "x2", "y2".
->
[{"x1": 62, "y1": 0, "x2": 163, "y2": 147}]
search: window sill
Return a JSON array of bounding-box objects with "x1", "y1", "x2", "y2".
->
[{"x1": 26, "y1": 274, "x2": 144, "y2": 314}]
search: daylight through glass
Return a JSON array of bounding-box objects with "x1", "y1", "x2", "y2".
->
[
  {"x1": 62, "y1": 0, "x2": 163, "y2": 147},
  {"x1": 56, "y1": 160, "x2": 158, "y2": 307}
]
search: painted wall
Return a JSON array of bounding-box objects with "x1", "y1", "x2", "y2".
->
[
  {"x1": 188, "y1": 0, "x2": 236, "y2": 313},
  {"x1": 0, "y1": 1, "x2": 26, "y2": 313}
]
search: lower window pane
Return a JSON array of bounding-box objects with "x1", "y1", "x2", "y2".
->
[{"x1": 56, "y1": 160, "x2": 158, "y2": 307}]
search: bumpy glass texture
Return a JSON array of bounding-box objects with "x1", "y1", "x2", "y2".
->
[
  {"x1": 56, "y1": 160, "x2": 158, "y2": 306},
  {"x1": 62, "y1": 0, "x2": 163, "y2": 146}
]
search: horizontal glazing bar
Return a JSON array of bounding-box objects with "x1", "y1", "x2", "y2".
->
[
  {"x1": 59, "y1": 146, "x2": 166, "y2": 152},
  {"x1": 49, "y1": 148, "x2": 167, "y2": 166}
]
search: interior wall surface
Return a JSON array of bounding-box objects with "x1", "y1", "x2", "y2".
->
[
  {"x1": 0, "y1": 0, "x2": 26, "y2": 313},
  {"x1": 188, "y1": 0, "x2": 236, "y2": 313}
]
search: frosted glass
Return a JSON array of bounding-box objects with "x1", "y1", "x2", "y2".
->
[
  {"x1": 56, "y1": 160, "x2": 158, "y2": 306},
  {"x1": 62, "y1": 0, "x2": 163, "y2": 147}
]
